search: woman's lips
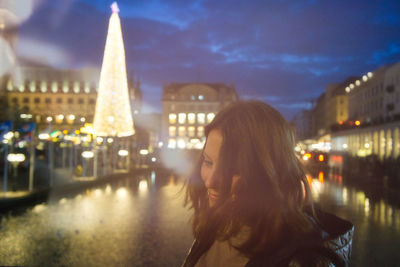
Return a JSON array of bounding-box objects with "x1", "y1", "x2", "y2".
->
[{"x1": 208, "y1": 191, "x2": 219, "y2": 201}]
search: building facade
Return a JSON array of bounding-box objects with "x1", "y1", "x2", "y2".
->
[
  {"x1": 3, "y1": 66, "x2": 141, "y2": 132},
  {"x1": 161, "y1": 83, "x2": 238, "y2": 149},
  {"x1": 347, "y1": 65, "x2": 390, "y2": 123},
  {"x1": 331, "y1": 62, "x2": 400, "y2": 159}
]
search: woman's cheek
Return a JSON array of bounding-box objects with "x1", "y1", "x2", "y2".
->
[{"x1": 200, "y1": 164, "x2": 207, "y2": 184}]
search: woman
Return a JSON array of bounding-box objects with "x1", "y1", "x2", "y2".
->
[{"x1": 183, "y1": 100, "x2": 353, "y2": 267}]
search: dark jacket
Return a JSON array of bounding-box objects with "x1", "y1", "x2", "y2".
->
[
  {"x1": 245, "y1": 208, "x2": 354, "y2": 267},
  {"x1": 183, "y1": 209, "x2": 354, "y2": 267}
]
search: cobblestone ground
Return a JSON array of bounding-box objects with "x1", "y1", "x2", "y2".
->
[{"x1": 0, "y1": 171, "x2": 193, "y2": 267}]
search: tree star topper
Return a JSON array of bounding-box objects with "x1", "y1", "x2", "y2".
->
[{"x1": 111, "y1": 2, "x2": 119, "y2": 13}]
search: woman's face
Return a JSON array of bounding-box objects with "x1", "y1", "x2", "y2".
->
[{"x1": 201, "y1": 129, "x2": 239, "y2": 206}]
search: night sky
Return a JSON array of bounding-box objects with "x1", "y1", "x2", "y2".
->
[{"x1": 15, "y1": 0, "x2": 400, "y2": 119}]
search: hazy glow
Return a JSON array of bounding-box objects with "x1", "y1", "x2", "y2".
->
[
  {"x1": 105, "y1": 185, "x2": 112, "y2": 194},
  {"x1": 116, "y1": 187, "x2": 128, "y2": 198},
  {"x1": 138, "y1": 180, "x2": 148, "y2": 193}
]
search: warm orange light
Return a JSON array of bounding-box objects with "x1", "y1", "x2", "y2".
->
[
  {"x1": 318, "y1": 171, "x2": 324, "y2": 183},
  {"x1": 355, "y1": 120, "x2": 360, "y2": 126},
  {"x1": 331, "y1": 155, "x2": 343, "y2": 163},
  {"x1": 318, "y1": 154, "x2": 324, "y2": 162},
  {"x1": 338, "y1": 121, "x2": 343, "y2": 125},
  {"x1": 63, "y1": 130, "x2": 68, "y2": 134},
  {"x1": 306, "y1": 175, "x2": 312, "y2": 185},
  {"x1": 305, "y1": 153, "x2": 312, "y2": 158}
]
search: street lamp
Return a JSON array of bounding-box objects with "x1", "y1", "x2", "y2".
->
[
  {"x1": 81, "y1": 150, "x2": 94, "y2": 178},
  {"x1": 7, "y1": 153, "x2": 26, "y2": 178},
  {"x1": 118, "y1": 149, "x2": 129, "y2": 171}
]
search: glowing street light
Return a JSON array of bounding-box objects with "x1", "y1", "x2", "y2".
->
[
  {"x1": 139, "y1": 149, "x2": 149, "y2": 155},
  {"x1": 118, "y1": 149, "x2": 129, "y2": 156},
  {"x1": 82, "y1": 151, "x2": 94, "y2": 159},
  {"x1": 7, "y1": 153, "x2": 26, "y2": 177},
  {"x1": 38, "y1": 133, "x2": 50, "y2": 140}
]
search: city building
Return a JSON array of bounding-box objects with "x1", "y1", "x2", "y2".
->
[
  {"x1": 347, "y1": 65, "x2": 391, "y2": 124},
  {"x1": 325, "y1": 78, "x2": 358, "y2": 129},
  {"x1": 161, "y1": 83, "x2": 238, "y2": 149},
  {"x1": 331, "y1": 62, "x2": 400, "y2": 159},
  {"x1": 292, "y1": 109, "x2": 312, "y2": 140},
  {"x1": 3, "y1": 65, "x2": 141, "y2": 132}
]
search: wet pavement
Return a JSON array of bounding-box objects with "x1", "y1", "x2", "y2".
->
[
  {"x1": 310, "y1": 170, "x2": 400, "y2": 267},
  {"x1": 0, "y1": 169, "x2": 399, "y2": 266}
]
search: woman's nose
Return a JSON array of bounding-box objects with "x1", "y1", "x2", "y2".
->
[{"x1": 204, "y1": 171, "x2": 217, "y2": 189}]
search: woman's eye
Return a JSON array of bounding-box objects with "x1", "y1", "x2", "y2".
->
[{"x1": 203, "y1": 159, "x2": 213, "y2": 167}]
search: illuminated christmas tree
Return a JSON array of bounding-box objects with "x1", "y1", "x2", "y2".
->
[{"x1": 93, "y1": 2, "x2": 135, "y2": 137}]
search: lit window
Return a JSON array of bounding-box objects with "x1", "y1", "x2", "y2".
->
[
  {"x1": 207, "y1": 113, "x2": 215, "y2": 123},
  {"x1": 188, "y1": 126, "x2": 195, "y2": 137},
  {"x1": 197, "y1": 113, "x2": 205, "y2": 124},
  {"x1": 188, "y1": 113, "x2": 195, "y2": 124},
  {"x1": 73, "y1": 81, "x2": 80, "y2": 93},
  {"x1": 177, "y1": 139, "x2": 186, "y2": 149},
  {"x1": 178, "y1": 113, "x2": 186, "y2": 124},
  {"x1": 67, "y1": 114, "x2": 75, "y2": 124},
  {"x1": 198, "y1": 95, "x2": 204, "y2": 100},
  {"x1": 56, "y1": 114, "x2": 64, "y2": 124},
  {"x1": 51, "y1": 81, "x2": 58, "y2": 93},
  {"x1": 40, "y1": 81, "x2": 47, "y2": 93},
  {"x1": 63, "y1": 81, "x2": 69, "y2": 93},
  {"x1": 197, "y1": 126, "x2": 204, "y2": 137},
  {"x1": 179, "y1": 126, "x2": 186, "y2": 137},
  {"x1": 7, "y1": 79, "x2": 13, "y2": 91},
  {"x1": 169, "y1": 126, "x2": 176, "y2": 137},
  {"x1": 29, "y1": 81, "x2": 35, "y2": 92},
  {"x1": 19, "y1": 83, "x2": 25, "y2": 92},
  {"x1": 84, "y1": 82, "x2": 90, "y2": 93},
  {"x1": 169, "y1": 113, "x2": 177, "y2": 124},
  {"x1": 168, "y1": 139, "x2": 176, "y2": 149}
]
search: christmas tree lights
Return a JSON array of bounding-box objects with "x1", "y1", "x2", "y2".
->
[{"x1": 93, "y1": 2, "x2": 135, "y2": 137}]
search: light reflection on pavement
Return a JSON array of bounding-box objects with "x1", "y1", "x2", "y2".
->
[
  {"x1": 0, "y1": 171, "x2": 193, "y2": 267},
  {"x1": 0, "y1": 169, "x2": 399, "y2": 266},
  {"x1": 308, "y1": 170, "x2": 400, "y2": 267}
]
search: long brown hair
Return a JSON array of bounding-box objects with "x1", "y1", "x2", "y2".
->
[{"x1": 184, "y1": 100, "x2": 313, "y2": 263}]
